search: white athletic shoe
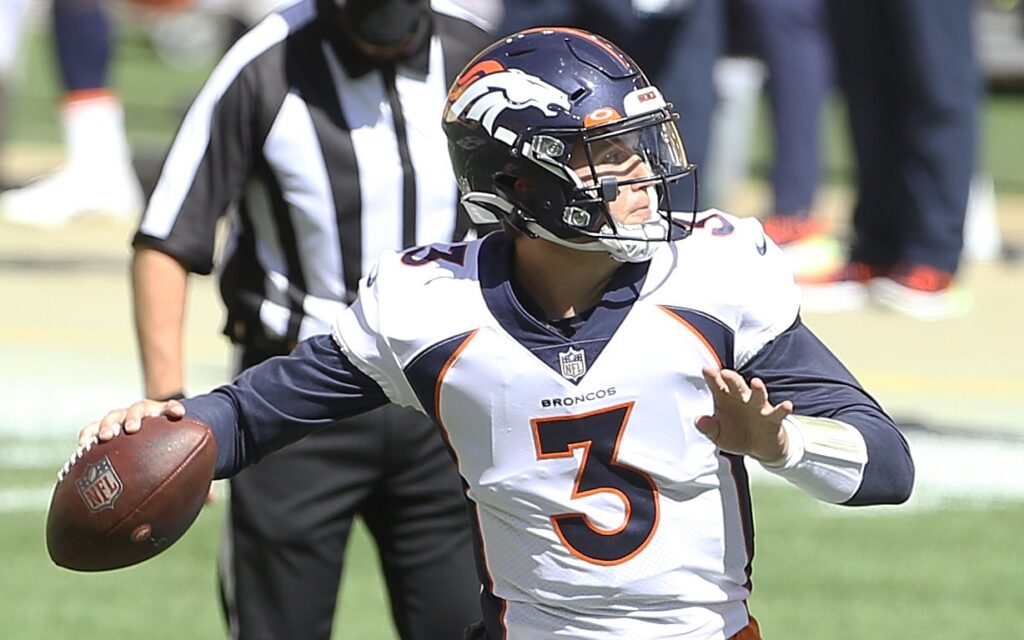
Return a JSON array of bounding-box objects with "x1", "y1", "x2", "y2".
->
[
  {"x1": 0, "y1": 162, "x2": 144, "y2": 227},
  {"x1": 1, "y1": 90, "x2": 144, "y2": 227}
]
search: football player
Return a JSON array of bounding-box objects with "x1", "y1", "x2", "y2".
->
[{"x1": 80, "y1": 28, "x2": 914, "y2": 640}]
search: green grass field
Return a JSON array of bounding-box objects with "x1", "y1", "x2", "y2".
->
[
  {"x1": 4, "y1": 433, "x2": 1024, "y2": 640},
  {"x1": 0, "y1": 436, "x2": 401, "y2": 640}
]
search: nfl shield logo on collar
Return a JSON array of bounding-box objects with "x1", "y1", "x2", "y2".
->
[
  {"x1": 76, "y1": 455, "x2": 124, "y2": 512},
  {"x1": 558, "y1": 346, "x2": 587, "y2": 381}
]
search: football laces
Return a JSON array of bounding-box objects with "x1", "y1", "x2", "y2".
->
[{"x1": 58, "y1": 436, "x2": 99, "y2": 483}]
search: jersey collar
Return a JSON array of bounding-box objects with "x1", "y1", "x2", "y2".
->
[{"x1": 479, "y1": 232, "x2": 650, "y2": 385}]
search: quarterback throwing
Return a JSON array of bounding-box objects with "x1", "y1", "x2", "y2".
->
[{"x1": 80, "y1": 28, "x2": 913, "y2": 640}]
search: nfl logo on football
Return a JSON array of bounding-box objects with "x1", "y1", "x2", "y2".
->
[
  {"x1": 558, "y1": 347, "x2": 587, "y2": 381},
  {"x1": 76, "y1": 456, "x2": 124, "y2": 512}
]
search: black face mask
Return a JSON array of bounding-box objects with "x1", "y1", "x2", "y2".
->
[{"x1": 334, "y1": 0, "x2": 429, "y2": 48}]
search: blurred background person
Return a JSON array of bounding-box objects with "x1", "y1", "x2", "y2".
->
[
  {"x1": 803, "y1": 0, "x2": 981, "y2": 321},
  {"x1": 131, "y1": 0, "x2": 492, "y2": 638},
  {"x1": 0, "y1": 0, "x2": 145, "y2": 226},
  {"x1": 0, "y1": 0, "x2": 33, "y2": 190},
  {"x1": 727, "y1": 0, "x2": 838, "y2": 279},
  {"x1": 500, "y1": 0, "x2": 723, "y2": 213},
  {"x1": 0, "y1": 0, "x2": 289, "y2": 226}
]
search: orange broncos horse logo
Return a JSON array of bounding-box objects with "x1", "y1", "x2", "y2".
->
[{"x1": 446, "y1": 59, "x2": 572, "y2": 144}]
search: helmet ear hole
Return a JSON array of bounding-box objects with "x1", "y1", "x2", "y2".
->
[
  {"x1": 493, "y1": 174, "x2": 530, "y2": 218},
  {"x1": 513, "y1": 178, "x2": 535, "y2": 194},
  {"x1": 493, "y1": 173, "x2": 518, "y2": 195}
]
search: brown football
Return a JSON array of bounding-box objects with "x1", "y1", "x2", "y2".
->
[{"x1": 46, "y1": 415, "x2": 217, "y2": 571}]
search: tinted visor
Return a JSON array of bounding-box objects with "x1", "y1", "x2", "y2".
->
[
  {"x1": 571, "y1": 111, "x2": 689, "y2": 192},
  {"x1": 546, "y1": 110, "x2": 692, "y2": 228}
]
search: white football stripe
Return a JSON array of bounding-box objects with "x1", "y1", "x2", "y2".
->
[
  {"x1": 323, "y1": 42, "x2": 403, "y2": 278},
  {"x1": 0, "y1": 441, "x2": 69, "y2": 468},
  {"x1": 3, "y1": 432, "x2": 1021, "y2": 513}
]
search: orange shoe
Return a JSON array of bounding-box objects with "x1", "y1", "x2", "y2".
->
[
  {"x1": 762, "y1": 214, "x2": 826, "y2": 246},
  {"x1": 885, "y1": 263, "x2": 953, "y2": 291},
  {"x1": 762, "y1": 214, "x2": 842, "y2": 280},
  {"x1": 799, "y1": 261, "x2": 884, "y2": 313},
  {"x1": 869, "y1": 263, "x2": 967, "y2": 321}
]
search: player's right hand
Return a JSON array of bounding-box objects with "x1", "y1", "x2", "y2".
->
[
  {"x1": 78, "y1": 399, "x2": 186, "y2": 446},
  {"x1": 695, "y1": 366, "x2": 792, "y2": 463}
]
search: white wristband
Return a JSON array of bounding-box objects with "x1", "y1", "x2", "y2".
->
[{"x1": 760, "y1": 415, "x2": 869, "y2": 504}]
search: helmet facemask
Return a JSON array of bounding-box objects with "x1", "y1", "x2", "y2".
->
[{"x1": 512, "y1": 98, "x2": 695, "y2": 262}]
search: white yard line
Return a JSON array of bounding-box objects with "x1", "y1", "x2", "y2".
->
[
  {"x1": 2, "y1": 430, "x2": 1022, "y2": 514},
  {"x1": 0, "y1": 441, "x2": 71, "y2": 468},
  {"x1": 748, "y1": 429, "x2": 1024, "y2": 515}
]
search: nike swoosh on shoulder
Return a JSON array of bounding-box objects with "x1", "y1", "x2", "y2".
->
[{"x1": 755, "y1": 233, "x2": 767, "y2": 256}]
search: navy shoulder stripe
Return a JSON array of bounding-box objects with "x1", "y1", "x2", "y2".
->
[
  {"x1": 404, "y1": 330, "x2": 478, "y2": 422},
  {"x1": 658, "y1": 306, "x2": 735, "y2": 368}
]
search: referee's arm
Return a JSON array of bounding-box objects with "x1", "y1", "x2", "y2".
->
[
  {"x1": 131, "y1": 32, "x2": 278, "y2": 399},
  {"x1": 133, "y1": 248, "x2": 189, "y2": 400}
]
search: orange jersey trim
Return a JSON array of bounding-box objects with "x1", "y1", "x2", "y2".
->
[
  {"x1": 657, "y1": 305, "x2": 724, "y2": 368},
  {"x1": 433, "y1": 329, "x2": 479, "y2": 430}
]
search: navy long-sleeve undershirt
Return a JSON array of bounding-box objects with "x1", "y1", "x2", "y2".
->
[
  {"x1": 740, "y1": 319, "x2": 915, "y2": 505},
  {"x1": 185, "y1": 320, "x2": 914, "y2": 506},
  {"x1": 183, "y1": 335, "x2": 387, "y2": 478}
]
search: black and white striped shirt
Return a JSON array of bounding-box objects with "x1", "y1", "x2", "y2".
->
[{"x1": 134, "y1": 0, "x2": 492, "y2": 350}]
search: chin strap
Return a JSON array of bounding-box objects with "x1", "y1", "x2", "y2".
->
[
  {"x1": 597, "y1": 215, "x2": 668, "y2": 263},
  {"x1": 461, "y1": 192, "x2": 506, "y2": 225},
  {"x1": 461, "y1": 191, "x2": 669, "y2": 262},
  {"x1": 526, "y1": 213, "x2": 668, "y2": 263},
  {"x1": 522, "y1": 221, "x2": 609, "y2": 252}
]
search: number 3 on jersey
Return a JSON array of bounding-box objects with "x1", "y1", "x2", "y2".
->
[{"x1": 531, "y1": 402, "x2": 659, "y2": 565}]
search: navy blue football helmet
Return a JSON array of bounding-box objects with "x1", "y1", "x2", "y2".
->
[{"x1": 442, "y1": 28, "x2": 696, "y2": 262}]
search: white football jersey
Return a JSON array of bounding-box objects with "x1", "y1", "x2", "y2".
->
[{"x1": 332, "y1": 210, "x2": 800, "y2": 639}]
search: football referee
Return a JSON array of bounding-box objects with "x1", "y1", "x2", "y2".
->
[{"x1": 131, "y1": 1, "x2": 493, "y2": 638}]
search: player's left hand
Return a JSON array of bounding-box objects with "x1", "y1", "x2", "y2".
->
[{"x1": 695, "y1": 366, "x2": 792, "y2": 463}]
